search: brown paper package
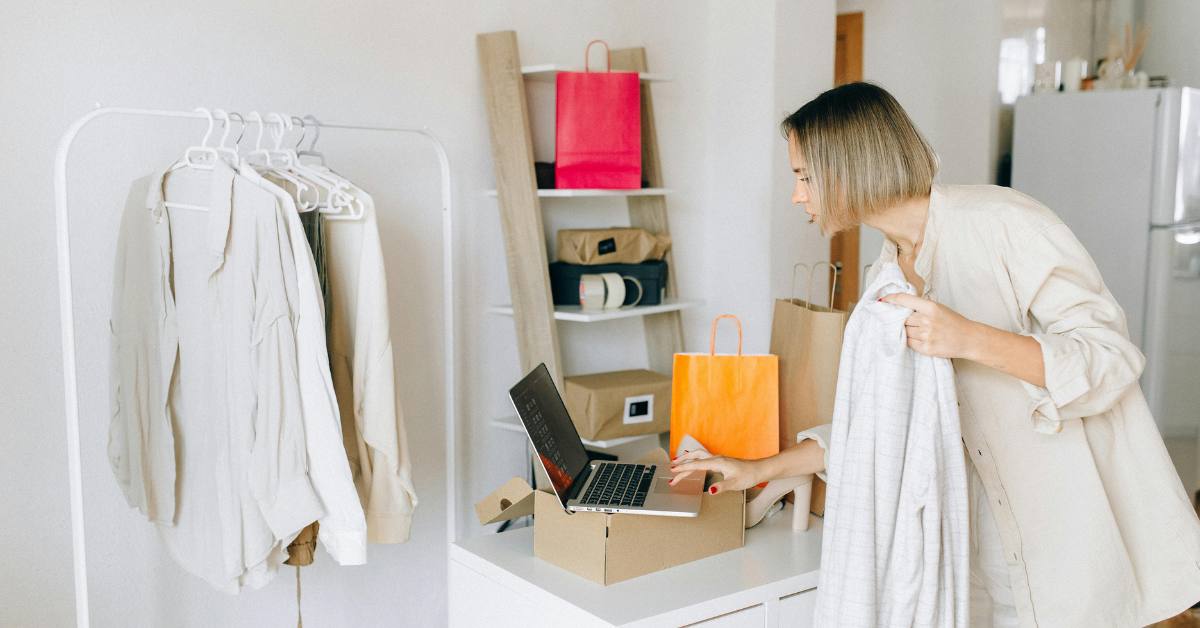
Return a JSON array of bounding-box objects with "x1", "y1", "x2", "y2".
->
[{"x1": 556, "y1": 227, "x2": 671, "y2": 265}]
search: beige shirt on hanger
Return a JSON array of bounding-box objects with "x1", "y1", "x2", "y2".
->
[
  {"x1": 862, "y1": 183, "x2": 1200, "y2": 627},
  {"x1": 109, "y1": 161, "x2": 324, "y2": 592},
  {"x1": 324, "y1": 182, "x2": 418, "y2": 543}
]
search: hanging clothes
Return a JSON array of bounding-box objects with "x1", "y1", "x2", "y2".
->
[
  {"x1": 109, "y1": 160, "x2": 325, "y2": 592},
  {"x1": 322, "y1": 178, "x2": 418, "y2": 544},
  {"x1": 813, "y1": 261, "x2": 970, "y2": 628},
  {"x1": 245, "y1": 165, "x2": 368, "y2": 566},
  {"x1": 108, "y1": 177, "x2": 177, "y2": 525},
  {"x1": 287, "y1": 207, "x2": 329, "y2": 569}
]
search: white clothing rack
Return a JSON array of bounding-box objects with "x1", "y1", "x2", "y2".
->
[{"x1": 52, "y1": 106, "x2": 457, "y2": 628}]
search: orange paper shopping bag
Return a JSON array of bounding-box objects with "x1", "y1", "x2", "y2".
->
[{"x1": 670, "y1": 314, "x2": 780, "y2": 460}]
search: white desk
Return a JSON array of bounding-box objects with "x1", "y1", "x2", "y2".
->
[{"x1": 449, "y1": 504, "x2": 824, "y2": 627}]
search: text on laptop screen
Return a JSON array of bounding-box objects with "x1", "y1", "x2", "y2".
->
[{"x1": 510, "y1": 364, "x2": 591, "y2": 502}]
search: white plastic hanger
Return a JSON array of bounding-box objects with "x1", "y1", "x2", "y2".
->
[
  {"x1": 292, "y1": 114, "x2": 365, "y2": 220},
  {"x1": 161, "y1": 107, "x2": 222, "y2": 212},
  {"x1": 244, "y1": 111, "x2": 312, "y2": 203},
  {"x1": 290, "y1": 115, "x2": 365, "y2": 219},
  {"x1": 269, "y1": 113, "x2": 363, "y2": 219},
  {"x1": 211, "y1": 108, "x2": 240, "y2": 165},
  {"x1": 274, "y1": 113, "x2": 347, "y2": 212},
  {"x1": 297, "y1": 114, "x2": 326, "y2": 166}
]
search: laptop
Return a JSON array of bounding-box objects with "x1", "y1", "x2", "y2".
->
[{"x1": 508, "y1": 363, "x2": 703, "y2": 517}]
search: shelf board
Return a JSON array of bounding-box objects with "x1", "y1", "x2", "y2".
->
[
  {"x1": 485, "y1": 188, "x2": 670, "y2": 198},
  {"x1": 521, "y1": 64, "x2": 671, "y2": 83},
  {"x1": 490, "y1": 414, "x2": 661, "y2": 449},
  {"x1": 488, "y1": 298, "x2": 702, "y2": 323}
]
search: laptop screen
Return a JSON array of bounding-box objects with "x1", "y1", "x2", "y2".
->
[{"x1": 508, "y1": 363, "x2": 591, "y2": 505}]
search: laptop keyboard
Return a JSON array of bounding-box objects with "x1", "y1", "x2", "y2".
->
[{"x1": 579, "y1": 463, "x2": 656, "y2": 508}]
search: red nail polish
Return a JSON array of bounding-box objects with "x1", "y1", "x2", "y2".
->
[{"x1": 709, "y1": 486, "x2": 717, "y2": 494}]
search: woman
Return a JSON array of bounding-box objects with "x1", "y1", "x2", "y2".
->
[{"x1": 669, "y1": 82, "x2": 1200, "y2": 627}]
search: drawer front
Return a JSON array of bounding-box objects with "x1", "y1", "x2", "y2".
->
[
  {"x1": 778, "y1": 588, "x2": 818, "y2": 626},
  {"x1": 684, "y1": 604, "x2": 766, "y2": 627}
]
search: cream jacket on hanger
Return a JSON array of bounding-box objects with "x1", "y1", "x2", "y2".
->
[
  {"x1": 324, "y1": 183, "x2": 418, "y2": 543},
  {"x1": 864, "y1": 183, "x2": 1200, "y2": 627},
  {"x1": 109, "y1": 161, "x2": 324, "y2": 592}
]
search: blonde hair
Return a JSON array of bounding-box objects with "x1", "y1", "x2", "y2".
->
[{"x1": 781, "y1": 82, "x2": 938, "y2": 235}]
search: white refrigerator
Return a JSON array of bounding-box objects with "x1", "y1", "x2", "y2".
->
[{"x1": 1012, "y1": 87, "x2": 1200, "y2": 443}]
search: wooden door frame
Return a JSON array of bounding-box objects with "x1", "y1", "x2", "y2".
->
[{"x1": 830, "y1": 11, "x2": 863, "y2": 311}]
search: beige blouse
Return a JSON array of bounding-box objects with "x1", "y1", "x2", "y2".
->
[{"x1": 863, "y1": 183, "x2": 1200, "y2": 627}]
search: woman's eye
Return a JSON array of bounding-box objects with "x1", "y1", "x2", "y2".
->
[{"x1": 798, "y1": 176, "x2": 810, "y2": 182}]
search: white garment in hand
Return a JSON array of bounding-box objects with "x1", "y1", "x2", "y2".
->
[{"x1": 813, "y1": 261, "x2": 970, "y2": 628}]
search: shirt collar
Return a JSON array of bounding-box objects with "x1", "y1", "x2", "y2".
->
[
  {"x1": 144, "y1": 158, "x2": 236, "y2": 276},
  {"x1": 880, "y1": 183, "x2": 940, "y2": 297}
]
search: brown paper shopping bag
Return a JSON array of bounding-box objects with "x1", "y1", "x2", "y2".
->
[
  {"x1": 769, "y1": 262, "x2": 848, "y2": 515},
  {"x1": 670, "y1": 315, "x2": 779, "y2": 461}
]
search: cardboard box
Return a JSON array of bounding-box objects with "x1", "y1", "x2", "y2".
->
[
  {"x1": 563, "y1": 370, "x2": 671, "y2": 441},
  {"x1": 475, "y1": 449, "x2": 745, "y2": 585}
]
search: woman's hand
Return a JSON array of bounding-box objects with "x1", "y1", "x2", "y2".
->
[
  {"x1": 668, "y1": 450, "x2": 764, "y2": 495},
  {"x1": 878, "y1": 292, "x2": 982, "y2": 360}
]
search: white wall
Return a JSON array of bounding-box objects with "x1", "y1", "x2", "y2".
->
[
  {"x1": 0, "y1": 1, "x2": 835, "y2": 626},
  {"x1": 771, "y1": 2, "x2": 839, "y2": 308},
  {"x1": 837, "y1": 0, "x2": 1003, "y2": 281},
  {"x1": 1141, "y1": 0, "x2": 1200, "y2": 88}
]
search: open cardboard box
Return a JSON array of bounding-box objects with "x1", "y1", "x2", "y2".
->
[{"x1": 475, "y1": 448, "x2": 745, "y2": 585}]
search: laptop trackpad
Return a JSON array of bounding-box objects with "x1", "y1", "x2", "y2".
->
[{"x1": 655, "y1": 476, "x2": 703, "y2": 494}]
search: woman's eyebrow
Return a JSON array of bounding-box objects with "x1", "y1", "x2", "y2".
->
[{"x1": 793, "y1": 167, "x2": 807, "y2": 174}]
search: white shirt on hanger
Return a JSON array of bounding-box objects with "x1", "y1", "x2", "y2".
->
[
  {"x1": 813, "y1": 261, "x2": 970, "y2": 628},
  {"x1": 109, "y1": 159, "x2": 324, "y2": 592},
  {"x1": 246, "y1": 165, "x2": 368, "y2": 565}
]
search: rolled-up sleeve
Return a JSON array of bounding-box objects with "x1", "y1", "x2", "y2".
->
[
  {"x1": 796, "y1": 423, "x2": 832, "y2": 482},
  {"x1": 1007, "y1": 222, "x2": 1146, "y2": 433}
]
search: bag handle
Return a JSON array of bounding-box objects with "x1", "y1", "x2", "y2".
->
[
  {"x1": 584, "y1": 39, "x2": 611, "y2": 73},
  {"x1": 789, "y1": 261, "x2": 840, "y2": 310},
  {"x1": 709, "y1": 314, "x2": 743, "y2": 356},
  {"x1": 790, "y1": 262, "x2": 811, "y2": 299},
  {"x1": 804, "y1": 261, "x2": 839, "y2": 311}
]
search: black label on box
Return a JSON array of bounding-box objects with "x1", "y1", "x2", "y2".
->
[{"x1": 597, "y1": 237, "x2": 616, "y2": 255}]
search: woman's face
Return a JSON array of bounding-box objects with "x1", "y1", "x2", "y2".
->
[{"x1": 787, "y1": 136, "x2": 817, "y2": 223}]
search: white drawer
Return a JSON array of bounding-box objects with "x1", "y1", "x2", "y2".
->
[
  {"x1": 778, "y1": 588, "x2": 818, "y2": 626},
  {"x1": 684, "y1": 604, "x2": 766, "y2": 627}
]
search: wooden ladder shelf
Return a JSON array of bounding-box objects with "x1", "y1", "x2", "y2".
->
[{"x1": 476, "y1": 30, "x2": 696, "y2": 387}]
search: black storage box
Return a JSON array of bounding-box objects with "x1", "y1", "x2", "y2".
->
[{"x1": 549, "y1": 260, "x2": 669, "y2": 306}]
